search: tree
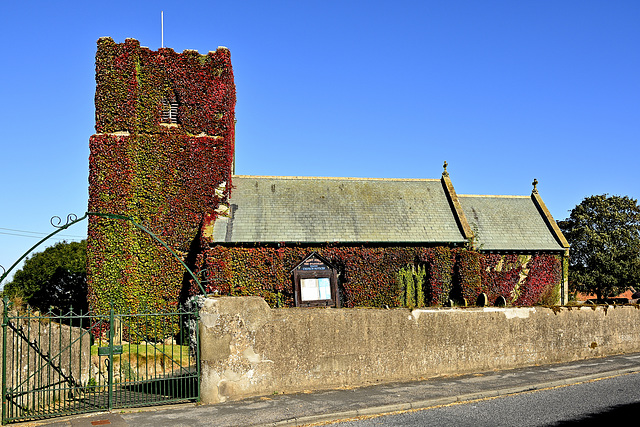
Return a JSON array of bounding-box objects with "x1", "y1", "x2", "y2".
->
[
  {"x1": 558, "y1": 195, "x2": 640, "y2": 301},
  {"x1": 2, "y1": 240, "x2": 87, "y2": 313}
]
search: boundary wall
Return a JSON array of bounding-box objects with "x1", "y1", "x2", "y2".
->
[{"x1": 199, "y1": 296, "x2": 640, "y2": 403}]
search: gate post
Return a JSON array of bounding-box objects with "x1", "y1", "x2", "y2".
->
[
  {"x1": 2, "y1": 298, "x2": 8, "y2": 425},
  {"x1": 107, "y1": 306, "x2": 115, "y2": 410},
  {"x1": 195, "y1": 305, "x2": 201, "y2": 403}
]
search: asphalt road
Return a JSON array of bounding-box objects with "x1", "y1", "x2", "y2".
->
[{"x1": 333, "y1": 371, "x2": 640, "y2": 426}]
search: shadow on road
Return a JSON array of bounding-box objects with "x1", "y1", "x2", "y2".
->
[{"x1": 552, "y1": 401, "x2": 640, "y2": 426}]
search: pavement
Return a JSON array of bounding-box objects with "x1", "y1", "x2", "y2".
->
[{"x1": 13, "y1": 352, "x2": 640, "y2": 427}]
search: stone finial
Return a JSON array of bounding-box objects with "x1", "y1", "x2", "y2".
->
[
  {"x1": 532, "y1": 178, "x2": 538, "y2": 194},
  {"x1": 442, "y1": 161, "x2": 449, "y2": 177}
]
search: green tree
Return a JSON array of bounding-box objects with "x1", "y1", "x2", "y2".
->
[
  {"x1": 2, "y1": 240, "x2": 87, "y2": 313},
  {"x1": 558, "y1": 195, "x2": 640, "y2": 301}
]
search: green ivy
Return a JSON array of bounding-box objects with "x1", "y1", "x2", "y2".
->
[
  {"x1": 200, "y1": 245, "x2": 563, "y2": 308},
  {"x1": 87, "y1": 38, "x2": 235, "y2": 316}
]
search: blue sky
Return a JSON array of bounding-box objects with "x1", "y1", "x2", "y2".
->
[{"x1": 1, "y1": 1, "x2": 639, "y2": 285}]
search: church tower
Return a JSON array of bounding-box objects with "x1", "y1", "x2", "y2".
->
[{"x1": 87, "y1": 37, "x2": 235, "y2": 313}]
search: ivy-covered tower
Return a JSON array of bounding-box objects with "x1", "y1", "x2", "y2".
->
[{"x1": 87, "y1": 37, "x2": 236, "y2": 314}]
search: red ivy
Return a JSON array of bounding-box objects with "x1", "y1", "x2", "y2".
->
[
  {"x1": 199, "y1": 245, "x2": 563, "y2": 308},
  {"x1": 516, "y1": 254, "x2": 562, "y2": 306},
  {"x1": 87, "y1": 37, "x2": 235, "y2": 315}
]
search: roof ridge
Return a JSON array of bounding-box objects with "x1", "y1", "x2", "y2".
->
[{"x1": 232, "y1": 175, "x2": 440, "y2": 182}]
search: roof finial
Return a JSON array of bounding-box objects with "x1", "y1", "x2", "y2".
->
[
  {"x1": 442, "y1": 161, "x2": 449, "y2": 177},
  {"x1": 532, "y1": 178, "x2": 538, "y2": 194}
]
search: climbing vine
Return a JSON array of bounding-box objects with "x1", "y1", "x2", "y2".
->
[
  {"x1": 199, "y1": 245, "x2": 563, "y2": 308},
  {"x1": 87, "y1": 37, "x2": 235, "y2": 315},
  {"x1": 424, "y1": 247, "x2": 455, "y2": 305},
  {"x1": 454, "y1": 248, "x2": 482, "y2": 304},
  {"x1": 516, "y1": 254, "x2": 562, "y2": 306}
]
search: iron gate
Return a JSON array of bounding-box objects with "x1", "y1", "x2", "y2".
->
[{"x1": 1, "y1": 301, "x2": 200, "y2": 424}]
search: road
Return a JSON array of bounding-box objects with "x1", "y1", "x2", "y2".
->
[{"x1": 333, "y1": 371, "x2": 640, "y2": 426}]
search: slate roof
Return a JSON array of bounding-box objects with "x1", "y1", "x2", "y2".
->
[
  {"x1": 458, "y1": 195, "x2": 564, "y2": 251},
  {"x1": 211, "y1": 174, "x2": 567, "y2": 252},
  {"x1": 212, "y1": 176, "x2": 467, "y2": 244}
]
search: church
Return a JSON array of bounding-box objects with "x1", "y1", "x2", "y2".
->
[
  {"x1": 202, "y1": 167, "x2": 569, "y2": 308},
  {"x1": 87, "y1": 38, "x2": 569, "y2": 313}
]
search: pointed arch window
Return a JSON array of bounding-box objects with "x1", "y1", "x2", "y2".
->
[{"x1": 161, "y1": 94, "x2": 179, "y2": 124}]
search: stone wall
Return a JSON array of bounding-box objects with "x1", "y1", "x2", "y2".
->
[{"x1": 199, "y1": 296, "x2": 640, "y2": 403}]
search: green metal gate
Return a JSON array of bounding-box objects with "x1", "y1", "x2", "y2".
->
[
  {"x1": 1, "y1": 301, "x2": 200, "y2": 424},
  {"x1": 0, "y1": 211, "x2": 209, "y2": 424}
]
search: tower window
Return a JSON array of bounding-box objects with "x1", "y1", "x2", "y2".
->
[{"x1": 161, "y1": 96, "x2": 179, "y2": 124}]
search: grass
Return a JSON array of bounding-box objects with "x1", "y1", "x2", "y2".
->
[{"x1": 90, "y1": 342, "x2": 191, "y2": 361}]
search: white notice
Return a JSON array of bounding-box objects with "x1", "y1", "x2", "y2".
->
[
  {"x1": 318, "y1": 278, "x2": 331, "y2": 300},
  {"x1": 300, "y1": 278, "x2": 319, "y2": 301}
]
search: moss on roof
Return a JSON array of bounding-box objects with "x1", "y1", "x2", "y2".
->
[
  {"x1": 213, "y1": 176, "x2": 466, "y2": 244},
  {"x1": 211, "y1": 175, "x2": 566, "y2": 252},
  {"x1": 459, "y1": 195, "x2": 564, "y2": 251}
]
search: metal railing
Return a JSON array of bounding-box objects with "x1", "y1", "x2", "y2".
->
[{"x1": 1, "y1": 300, "x2": 200, "y2": 424}]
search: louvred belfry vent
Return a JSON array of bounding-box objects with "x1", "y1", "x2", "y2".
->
[{"x1": 161, "y1": 95, "x2": 179, "y2": 124}]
